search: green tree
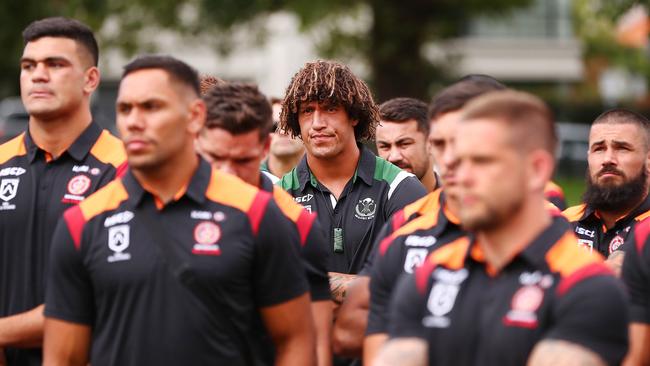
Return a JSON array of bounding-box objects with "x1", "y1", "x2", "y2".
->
[{"x1": 0, "y1": 0, "x2": 533, "y2": 101}]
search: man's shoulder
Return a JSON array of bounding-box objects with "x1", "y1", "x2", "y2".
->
[
  {"x1": 562, "y1": 204, "x2": 587, "y2": 223},
  {"x1": 88, "y1": 130, "x2": 127, "y2": 169},
  {"x1": 76, "y1": 179, "x2": 130, "y2": 223},
  {"x1": 372, "y1": 156, "x2": 412, "y2": 185},
  {"x1": 0, "y1": 133, "x2": 26, "y2": 165},
  {"x1": 277, "y1": 167, "x2": 302, "y2": 192}
]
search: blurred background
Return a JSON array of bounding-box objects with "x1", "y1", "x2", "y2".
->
[{"x1": 2, "y1": 0, "x2": 650, "y2": 204}]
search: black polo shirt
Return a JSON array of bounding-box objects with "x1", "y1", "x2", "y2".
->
[
  {"x1": 622, "y1": 217, "x2": 650, "y2": 324},
  {"x1": 260, "y1": 173, "x2": 330, "y2": 301},
  {"x1": 0, "y1": 122, "x2": 125, "y2": 366},
  {"x1": 563, "y1": 195, "x2": 650, "y2": 257},
  {"x1": 389, "y1": 216, "x2": 628, "y2": 366},
  {"x1": 45, "y1": 160, "x2": 309, "y2": 366},
  {"x1": 366, "y1": 190, "x2": 465, "y2": 335},
  {"x1": 277, "y1": 145, "x2": 427, "y2": 274}
]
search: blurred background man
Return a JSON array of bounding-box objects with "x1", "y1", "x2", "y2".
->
[{"x1": 261, "y1": 97, "x2": 305, "y2": 179}]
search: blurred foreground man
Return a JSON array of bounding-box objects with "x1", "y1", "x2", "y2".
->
[
  {"x1": 376, "y1": 91, "x2": 628, "y2": 366},
  {"x1": 375, "y1": 98, "x2": 437, "y2": 192},
  {"x1": 333, "y1": 75, "x2": 505, "y2": 362},
  {"x1": 622, "y1": 218, "x2": 650, "y2": 366},
  {"x1": 564, "y1": 109, "x2": 650, "y2": 275},
  {"x1": 197, "y1": 82, "x2": 331, "y2": 366},
  {"x1": 0, "y1": 17, "x2": 125, "y2": 365},
  {"x1": 43, "y1": 56, "x2": 315, "y2": 366}
]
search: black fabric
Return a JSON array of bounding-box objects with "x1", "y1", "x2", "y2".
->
[
  {"x1": 568, "y1": 195, "x2": 650, "y2": 257},
  {"x1": 622, "y1": 220, "x2": 650, "y2": 323},
  {"x1": 0, "y1": 123, "x2": 122, "y2": 366},
  {"x1": 279, "y1": 145, "x2": 426, "y2": 274},
  {"x1": 45, "y1": 162, "x2": 309, "y2": 366},
  {"x1": 389, "y1": 216, "x2": 628, "y2": 366},
  {"x1": 260, "y1": 173, "x2": 330, "y2": 302},
  {"x1": 367, "y1": 205, "x2": 464, "y2": 335}
]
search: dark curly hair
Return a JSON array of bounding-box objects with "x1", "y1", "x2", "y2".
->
[{"x1": 280, "y1": 60, "x2": 379, "y2": 141}]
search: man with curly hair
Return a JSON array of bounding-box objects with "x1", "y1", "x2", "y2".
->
[{"x1": 277, "y1": 60, "x2": 427, "y2": 310}]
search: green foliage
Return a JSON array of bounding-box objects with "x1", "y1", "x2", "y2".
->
[
  {"x1": 573, "y1": 0, "x2": 650, "y2": 80},
  {"x1": 0, "y1": 0, "x2": 534, "y2": 100}
]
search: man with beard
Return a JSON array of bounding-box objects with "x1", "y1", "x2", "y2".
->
[
  {"x1": 375, "y1": 98, "x2": 437, "y2": 192},
  {"x1": 564, "y1": 109, "x2": 650, "y2": 275}
]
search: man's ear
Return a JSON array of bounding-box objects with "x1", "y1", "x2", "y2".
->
[
  {"x1": 188, "y1": 99, "x2": 206, "y2": 135},
  {"x1": 527, "y1": 149, "x2": 555, "y2": 194},
  {"x1": 83, "y1": 66, "x2": 100, "y2": 95}
]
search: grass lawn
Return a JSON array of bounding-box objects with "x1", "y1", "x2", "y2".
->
[{"x1": 554, "y1": 176, "x2": 585, "y2": 208}]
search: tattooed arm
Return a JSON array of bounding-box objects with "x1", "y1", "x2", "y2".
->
[
  {"x1": 329, "y1": 272, "x2": 357, "y2": 305},
  {"x1": 527, "y1": 340, "x2": 607, "y2": 366},
  {"x1": 605, "y1": 251, "x2": 625, "y2": 277},
  {"x1": 372, "y1": 338, "x2": 427, "y2": 366}
]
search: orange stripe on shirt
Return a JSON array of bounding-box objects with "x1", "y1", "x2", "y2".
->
[
  {"x1": 379, "y1": 212, "x2": 439, "y2": 256},
  {"x1": 545, "y1": 232, "x2": 604, "y2": 278},
  {"x1": 89, "y1": 130, "x2": 127, "y2": 168},
  {"x1": 403, "y1": 189, "x2": 442, "y2": 220},
  {"x1": 0, "y1": 133, "x2": 26, "y2": 164},
  {"x1": 78, "y1": 179, "x2": 130, "y2": 221},
  {"x1": 205, "y1": 169, "x2": 271, "y2": 235},
  {"x1": 415, "y1": 237, "x2": 470, "y2": 293},
  {"x1": 562, "y1": 204, "x2": 586, "y2": 222}
]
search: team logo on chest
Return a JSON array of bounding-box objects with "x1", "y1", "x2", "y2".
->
[
  {"x1": 62, "y1": 175, "x2": 92, "y2": 204},
  {"x1": 609, "y1": 235, "x2": 625, "y2": 253},
  {"x1": 355, "y1": 197, "x2": 376, "y2": 220},
  {"x1": 107, "y1": 224, "x2": 132, "y2": 263},
  {"x1": 192, "y1": 221, "x2": 222, "y2": 255},
  {"x1": 423, "y1": 268, "x2": 468, "y2": 328},
  {"x1": 503, "y1": 271, "x2": 553, "y2": 328}
]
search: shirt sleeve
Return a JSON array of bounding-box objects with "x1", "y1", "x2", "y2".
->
[
  {"x1": 384, "y1": 176, "x2": 427, "y2": 218},
  {"x1": 387, "y1": 272, "x2": 428, "y2": 340},
  {"x1": 301, "y1": 217, "x2": 331, "y2": 301},
  {"x1": 622, "y1": 230, "x2": 650, "y2": 324},
  {"x1": 368, "y1": 236, "x2": 409, "y2": 335},
  {"x1": 253, "y1": 199, "x2": 310, "y2": 307},
  {"x1": 544, "y1": 272, "x2": 629, "y2": 366},
  {"x1": 44, "y1": 213, "x2": 95, "y2": 325}
]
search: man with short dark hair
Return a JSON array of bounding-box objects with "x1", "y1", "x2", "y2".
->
[
  {"x1": 277, "y1": 60, "x2": 427, "y2": 308},
  {"x1": 43, "y1": 55, "x2": 316, "y2": 365},
  {"x1": 564, "y1": 108, "x2": 650, "y2": 276},
  {"x1": 376, "y1": 90, "x2": 628, "y2": 366},
  {"x1": 197, "y1": 82, "x2": 332, "y2": 366},
  {"x1": 375, "y1": 98, "x2": 437, "y2": 192},
  {"x1": 0, "y1": 17, "x2": 126, "y2": 365}
]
